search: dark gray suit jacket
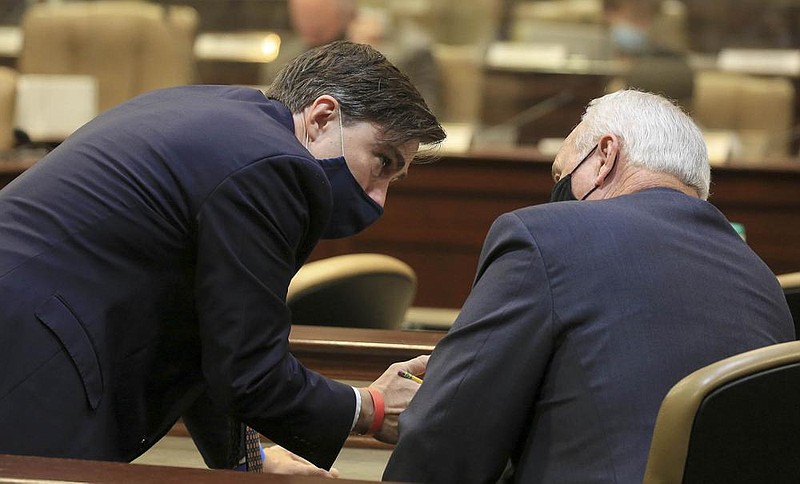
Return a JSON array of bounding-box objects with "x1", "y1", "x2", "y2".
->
[
  {"x1": 384, "y1": 188, "x2": 794, "y2": 483},
  {"x1": 0, "y1": 86, "x2": 354, "y2": 469}
]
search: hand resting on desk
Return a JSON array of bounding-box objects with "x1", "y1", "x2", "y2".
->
[{"x1": 264, "y1": 444, "x2": 340, "y2": 478}]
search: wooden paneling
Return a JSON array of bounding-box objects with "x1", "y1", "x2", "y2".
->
[
  {"x1": 4, "y1": 151, "x2": 799, "y2": 309},
  {"x1": 312, "y1": 152, "x2": 800, "y2": 308},
  {"x1": 311, "y1": 152, "x2": 554, "y2": 308}
]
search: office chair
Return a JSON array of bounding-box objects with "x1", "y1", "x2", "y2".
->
[
  {"x1": 778, "y1": 271, "x2": 800, "y2": 339},
  {"x1": 286, "y1": 253, "x2": 417, "y2": 329},
  {"x1": 0, "y1": 66, "x2": 15, "y2": 150},
  {"x1": 643, "y1": 340, "x2": 800, "y2": 484},
  {"x1": 18, "y1": 1, "x2": 198, "y2": 113},
  {"x1": 693, "y1": 71, "x2": 795, "y2": 159}
]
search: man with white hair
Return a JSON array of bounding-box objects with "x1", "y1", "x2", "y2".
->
[{"x1": 384, "y1": 90, "x2": 794, "y2": 483}]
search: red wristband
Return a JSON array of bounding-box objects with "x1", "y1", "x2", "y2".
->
[{"x1": 367, "y1": 387, "x2": 384, "y2": 435}]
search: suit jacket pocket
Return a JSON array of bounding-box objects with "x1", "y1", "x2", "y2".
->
[{"x1": 35, "y1": 294, "x2": 103, "y2": 410}]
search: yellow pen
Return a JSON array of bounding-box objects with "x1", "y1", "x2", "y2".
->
[{"x1": 398, "y1": 370, "x2": 423, "y2": 384}]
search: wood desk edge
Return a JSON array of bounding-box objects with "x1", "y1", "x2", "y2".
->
[
  {"x1": 289, "y1": 325, "x2": 444, "y2": 351},
  {"x1": 0, "y1": 453, "x2": 374, "y2": 483}
]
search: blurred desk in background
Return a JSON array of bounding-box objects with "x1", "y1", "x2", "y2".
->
[
  {"x1": 0, "y1": 26, "x2": 20, "y2": 68},
  {"x1": 193, "y1": 30, "x2": 280, "y2": 86},
  {"x1": 477, "y1": 47, "x2": 624, "y2": 148},
  {"x1": 3, "y1": 151, "x2": 799, "y2": 310},
  {"x1": 312, "y1": 150, "x2": 800, "y2": 308},
  {"x1": 0, "y1": 26, "x2": 279, "y2": 86},
  {"x1": 0, "y1": 150, "x2": 40, "y2": 186}
]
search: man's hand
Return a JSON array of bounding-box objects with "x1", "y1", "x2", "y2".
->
[
  {"x1": 355, "y1": 355, "x2": 429, "y2": 443},
  {"x1": 263, "y1": 445, "x2": 339, "y2": 478}
]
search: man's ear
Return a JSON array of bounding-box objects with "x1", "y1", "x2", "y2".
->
[
  {"x1": 304, "y1": 95, "x2": 339, "y2": 141},
  {"x1": 595, "y1": 133, "x2": 620, "y2": 186}
]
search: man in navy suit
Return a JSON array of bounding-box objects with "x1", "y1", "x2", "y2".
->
[
  {"x1": 0, "y1": 41, "x2": 444, "y2": 474},
  {"x1": 383, "y1": 90, "x2": 794, "y2": 483}
]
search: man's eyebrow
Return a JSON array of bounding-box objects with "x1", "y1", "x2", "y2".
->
[{"x1": 382, "y1": 143, "x2": 409, "y2": 170}]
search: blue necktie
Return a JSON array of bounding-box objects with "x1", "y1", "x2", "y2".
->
[{"x1": 245, "y1": 426, "x2": 263, "y2": 472}]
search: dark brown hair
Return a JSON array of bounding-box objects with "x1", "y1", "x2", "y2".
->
[{"x1": 265, "y1": 41, "x2": 445, "y2": 150}]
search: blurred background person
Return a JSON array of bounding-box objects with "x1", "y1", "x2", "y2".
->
[
  {"x1": 603, "y1": 0, "x2": 694, "y2": 110},
  {"x1": 261, "y1": 0, "x2": 440, "y2": 115}
]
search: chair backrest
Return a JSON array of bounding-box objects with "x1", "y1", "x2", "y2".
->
[
  {"x1": 18, "y1": 1, "x2": 198, "y2": 113},
  {"x1": 618, "y1": 54, "x2": 695, "y2": 112},
  {"x1": 286, "y1": 253, "x2": 417, "y2": 329},
  {"x1": 432, "y1": 44, "x2": 483, "y2": 124},
  {"x1": 778, "y1": 271, "x2": 800, "y2": 339},
  {"x1": 0, "y1": 66, "x2": 16, "y2": 150},
  {"x1": 643, "y1": 340, "x2": 800, "y2": 484},
  {"x1": 693, "y1": 71, "x2": 795, "y2": 159}
]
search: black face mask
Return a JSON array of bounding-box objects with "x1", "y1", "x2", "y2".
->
[
  {"x1": 549, "y1": 144, "x2": 599, "y2": 203},
  {"x1": 317, "y1": 155, "x2": 384, "y2": 239},
  {"x1": 304, "y1": 110, "x2": 384, "y2": 239}
]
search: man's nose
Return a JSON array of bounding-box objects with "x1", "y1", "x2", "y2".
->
[{"x1": 367, "y1": 181, "x2": 389, "y2": 208}]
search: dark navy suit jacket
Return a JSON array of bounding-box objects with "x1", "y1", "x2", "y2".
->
[
  {"x1": 0, "y1": 86, "x2": 355, "y2": 469},
  {"x1": 384, "y1": 188, "x2": 794, "y2": 483}
]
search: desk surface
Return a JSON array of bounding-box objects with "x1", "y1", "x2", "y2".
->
[{"x1": 0, "y1": 454, "x2": 372, "y2": 483}]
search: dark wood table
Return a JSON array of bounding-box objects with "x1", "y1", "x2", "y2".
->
[{"x1": 0, "y1": 454, "x2": 373, "y2": 483}]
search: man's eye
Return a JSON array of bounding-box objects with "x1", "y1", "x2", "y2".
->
[{"x1": 375, "y1": 156, "x2": 394, "y2": 177}]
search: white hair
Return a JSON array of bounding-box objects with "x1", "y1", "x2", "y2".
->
[{"x1": 574, "y1": 89, "x2": 710, "y2": 200}]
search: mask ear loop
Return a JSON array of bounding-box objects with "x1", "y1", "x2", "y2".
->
[
  {"x1": 303, "y1": 108, "x2": 310, "y2": 149},
  {"x1": 303, "y1": 106, "x2": 344, "y2": 155},
  {"x1": 338, "y1": 109, "x2": 345, "y2": 158}
]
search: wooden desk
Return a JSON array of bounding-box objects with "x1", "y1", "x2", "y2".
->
[
  {"x1": 480, "y1": 66, "x2": 611, "y2": 146},
  {"x1": 0, "y1": 454, "x2": 371, "y2": 483},
  {"x1": 0, "y1": 155, "x2": 38, "y2": 188},
  {"x1": 169, "y1": 325, "x2": 442, "y2": 448},
  {"x1": 289, "y1": 325, "x2": 443, "y2": 382}
]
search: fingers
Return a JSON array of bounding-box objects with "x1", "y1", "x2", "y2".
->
[
  {"x1": 394, "y1": 354, "x2": 429, "y2": 377},
  {"x1": 372, "y1": 354, "x2": 430, "y2": 400},
  {"x1": 392, "y1": 355, "x2": 430, "y2": 375},
  {"x1": 264, "y1": 445, "x2": 339, "y2": 478},
  {"x1": 284, "y1": 450, "x2": 339, "y2": 478}
]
